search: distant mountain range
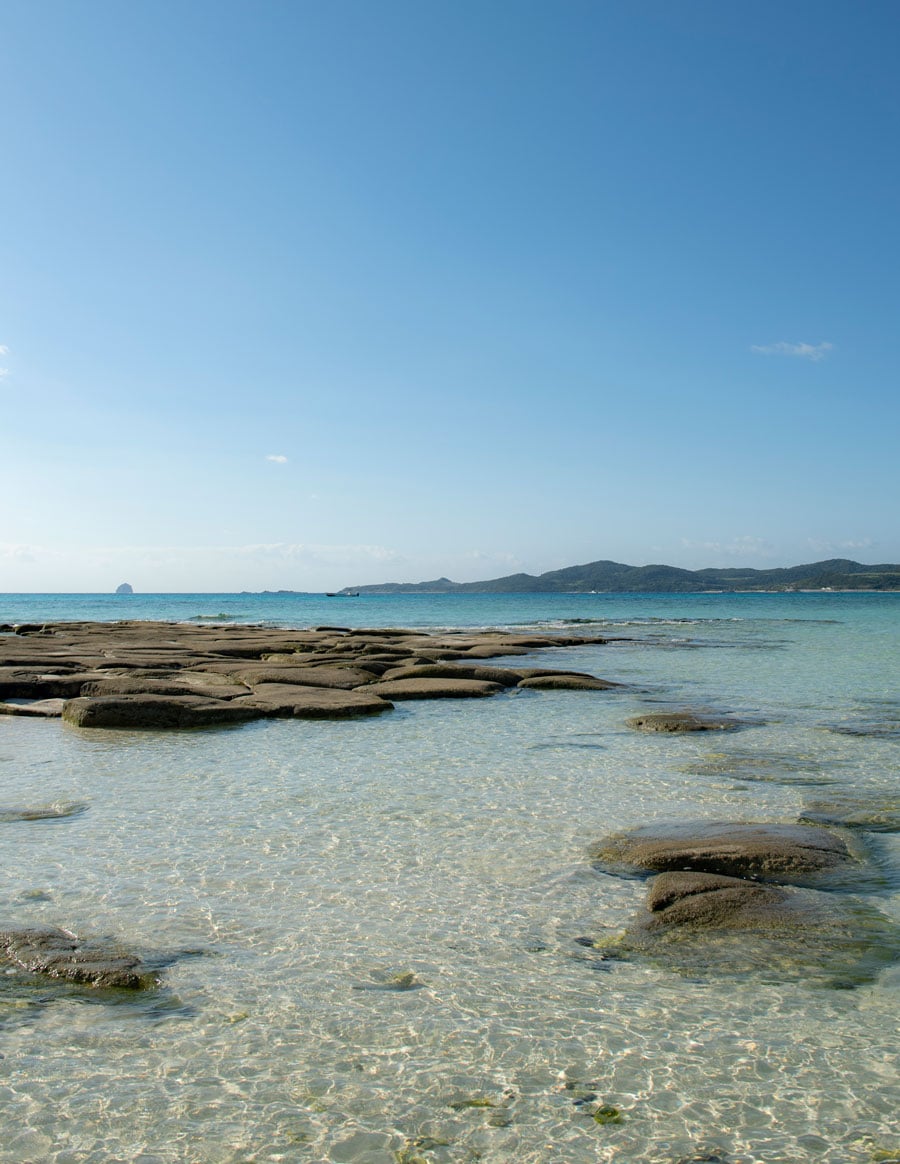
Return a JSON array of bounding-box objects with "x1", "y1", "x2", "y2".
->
[{"x1": 339, "y1": 558, "x2": 900, "y2": 595}]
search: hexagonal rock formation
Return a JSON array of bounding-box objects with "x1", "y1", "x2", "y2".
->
[
  {"x1": 0, "y1": 926, "x2": 158, "y2": 989},
  {"x1": 592, "y1": 821, "x2": 857, "y2": 885}
]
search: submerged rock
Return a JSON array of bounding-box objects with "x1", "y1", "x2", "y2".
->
[
  {"x1": 0, "y1": 801, "x2": 88, "y2": 822},
  {"x1": 592, "y1": 821, "x2": 858, "y2": 886},
  {"x1": 604, "y1": 870, "x2": 900, "y2": 987},
  {"x1": 0, "y1": 926, "x2": 158, "y2": 989},
  {"x1": 799, "y1": 792, "x2": 900, "y2": 834},
  {"x1": 626, "y1": 711, "x2": 745, "y2": 733},
  {"x1": 682, "y1": 751, "x2": 836, "y2": 786}
]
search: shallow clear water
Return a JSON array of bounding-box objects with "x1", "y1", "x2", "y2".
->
[{"x1": 1, "y1": 594, "x2": 898, "y2": 1162}]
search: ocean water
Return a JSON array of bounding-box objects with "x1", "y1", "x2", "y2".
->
[{"x1": 1, "y1": 593, "x2": 898, "y2": 1163}]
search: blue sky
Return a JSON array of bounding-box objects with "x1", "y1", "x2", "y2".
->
[{"x1": 2, "y1": 0, "x2": 898, "y2": 591}]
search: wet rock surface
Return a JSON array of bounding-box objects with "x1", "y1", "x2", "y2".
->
[
  {"x1": 591, "y1": 823, "x2": 898, "y2": 985},
  {"x1": 0, "y1": 926, "x2": 159, "y2": 989},
  {"x1": 593, "y1": 821, "x2": 857, "y2": 885},
  {"x1": 606, "y1": 874, "x2": 900, "y2": 987},
  {"x1": 0, "y1": 801, "x2": 88, "y2": 823},
  {"x1": 799, "y1": 791, "x2": 900, "y2": 833},
  {"x1": 0, "y1": 621, "x2": 617, "y2": 731},
  {"x1": 626, "y1": 711, "x2": 745, "y2": 733},
  {"x1": 681, "y1": 750, "x2": 837, "y2": 786},
  {"x1": 62, "y1": 694, "x2": 261, "y2": 729},
  {"x1": 518, "y1": 674, "x2": 622, "y2": 690},
  {"x1": 363, "y1": 677, "x2": 504, "y2": 700}
]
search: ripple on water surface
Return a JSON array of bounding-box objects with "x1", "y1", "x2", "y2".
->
[{"x1": 1, "y1": 609, "x2": 898, "y2": 1162}]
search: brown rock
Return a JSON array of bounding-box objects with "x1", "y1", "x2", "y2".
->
[
  {"x1": 62, "y1": 695, "x2": 260, "y2": 729},
  {"x1": 379, "y1": 663, "x2": 522, "y2": 686},
  {"x1": 593, "y1": 821, "x2": 856, "y2": 885},
  {"x1": 0, "y1": 697, "x2": 66, "y2": 717},
  {"x1": 518, "y1": 675, "x2": 621, "y2": 691},
  {"x1": 362, "y1": 678, "x2": 503, "y2": 700},
  {"x1": 645, "y1": 871, "x2": 789, "y2": 925},
  {"x1": 234, "y1": 685, "x2": 392, "y2": 718},
  {"x1": 216, "y1": 665, "x2": 376, "y2": 690},
  {"x1": 626, "y1": 711, "x2": 744, "y2": 732},
  {"x1": 79, "y1": 677, "x2": 250, "y2": 699},
  {"x1": 0, "y1": 925, "x2": 157, "y2": 989}
]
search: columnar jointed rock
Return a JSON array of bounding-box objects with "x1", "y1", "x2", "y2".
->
[
  {"x1": 0, "y1": 621, "x2": 622, "y2": 730},
  {"x1": 0, "y1": 926, "x2": 158, "y2": 989}
]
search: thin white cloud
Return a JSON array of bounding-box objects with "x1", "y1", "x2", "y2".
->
[
  {"x1": 806, "y1": 537, "x2": 874, "y2": 555},
  {"x1": 265, "y1": 454, "x2": 288, "y2": 463},
  {"x1": 0, "y1": 345, "x2": 8, "y2": 356},
  {"x1": 750, "y1": 341, "x2": 833, "y2": 361},
  {"x1": 0, "y1": 368, "x2": 8, "y2": 379},
  {"x1": 680, "y1": 536, "x2": 776, "y2": 559}
]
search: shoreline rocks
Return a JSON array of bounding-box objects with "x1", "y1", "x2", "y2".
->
[
  {"x1": 589, "y1": 821, "x2": 896, "y2": 986},
  {"x1": 0, "y1": 621, "x2": 623, "y2": 731},
  {"x1": 592, "y1": 821, "x2": 857, "y2": 885}
]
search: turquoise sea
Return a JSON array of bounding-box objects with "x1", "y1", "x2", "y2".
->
[{"x1": 1, "y1": 592, "x2": 898, "y2": 1163}]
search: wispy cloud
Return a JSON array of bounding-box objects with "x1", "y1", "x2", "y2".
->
[
  {"x1": 265, "y1": 454, "x2": 288, "y2": 463},
  {"x1": 0, "y1": 345, "x2": 8, "y2": 356},
  {"x1": 0, "y1": 369, "x2": 8, "y2": 380},
  {"x1": 806, "y1": 537, "x2": 874, "y2": 555},
  {"x1": 750, "y1": 341, "x2": 833, "y2": 361},
  {"x1": 680, "y1": 536, "x2": 776, "y2": 559}
]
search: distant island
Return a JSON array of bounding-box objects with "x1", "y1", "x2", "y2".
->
[{"x1": 336, "y1": 558, "x2": 900, "y2": 595}]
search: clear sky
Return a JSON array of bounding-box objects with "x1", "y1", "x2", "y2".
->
[{"x1": 2, "y1": 0, "x2": 898, "y2": 592}]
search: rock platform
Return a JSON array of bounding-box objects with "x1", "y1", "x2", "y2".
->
[{"x1": 0, "y1": 620, "x2": 619, "y2": 730}]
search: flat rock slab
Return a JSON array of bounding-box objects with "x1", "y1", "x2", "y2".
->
[
  {"x1": 215, "y1": 665, "x2": 376, "y2": 690},
  {"x1": 0, "y1": 926, "x2": 158, "y2": 989},
  {"x1": 0, "y1": 697, "x2": 66, "y2": 717},
  {"x1": 626, "y1": 711, "x2": 745, "y2": 732},
  {"x1": 79, "y1": 677, "x2": 250, "y2": 699},
  {"x1": 1, "y1": 621, "x2": 613, "y2": 730},
  {"x1": 380, "y1": 663, "x2": 523, "y2": 686},
  {"x1": 234, "y1": 685, "x2": 392, "y2": 718},
  {"x1": 363, "y1": 678, "x2": 503, "y2": 700},
  {"x1": 592, "y1": 821, "x2": 857, "y2": 885},
  {"x1": 62, "y1": 694, "x2": 260, "y2": 729},
  {"x1": 518, "y1": 675, "x2": 621, "y2": 691}
]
